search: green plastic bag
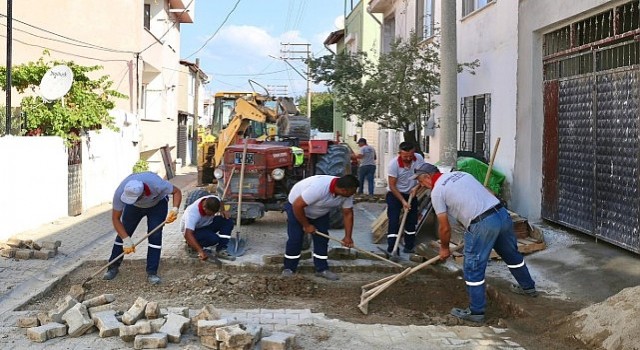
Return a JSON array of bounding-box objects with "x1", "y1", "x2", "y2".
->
[{"x1": 456, "y1": 157, "x2": 505, "y2": 195}]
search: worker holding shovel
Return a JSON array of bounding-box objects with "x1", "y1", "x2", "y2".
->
[
  {"x1": 282, "y1": 174, "x2": 359, "y2": 281},
  {"x1": 103, "y1": 172, "x2": 182, "y2": 285},
  {"x1": 180, "y1": 195, "x2": 235, "y2": 262},
  {"x1": 413, "y1": 162, "x2": 537, "y2": 323}
]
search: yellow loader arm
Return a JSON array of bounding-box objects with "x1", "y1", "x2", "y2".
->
[{"x1": 213, "y1": 98, "x2": 279, "y2": 166}]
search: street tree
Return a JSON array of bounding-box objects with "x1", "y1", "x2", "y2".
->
[
  {"x1": 297, "y1": 92, "x2": 334, "y2": 132},
  {"x1": 0, "y1": 52, "x2": 126, "y2": 144},
  {"x1": 308, "y1": 32, "x2": 478, "y2": 150}
]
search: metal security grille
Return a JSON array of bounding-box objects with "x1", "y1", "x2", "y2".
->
[
  {"x1": 460, "y1": 94, "x2": 491, "y2": 161},
  {"x1": 542, "y1": 0, "x2": 640, "y2": 253},
  {"x1": 67, "y1": 141, "x2": 82, "y2": 216},
  {"x1": 177, "y1": 124, "x2": 187, "y2": 166},
  {"x1": 229, "y1": 173, "x2": 260, "y2": 195}
]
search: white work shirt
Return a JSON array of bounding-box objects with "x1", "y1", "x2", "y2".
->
[
  {"x1": 430, "y1": 172, "x2": 500, "y2": 228},
  {"x1": 112, "y1": 172, "x2": 174, "y2": 211},
  {"x1": 180, "y1": 195, "x2": 222, "y2": 234},
  {"x1": 386, "y1": 153, "x2": 425, "y2": 193},
  {"x1": 288, "y1": 175, "x2": 354, "y2": 219}
]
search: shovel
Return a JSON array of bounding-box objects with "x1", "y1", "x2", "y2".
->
[
  {"x1": 75, "y1": 222, "x2": 165, "y2": 292},
  {"x1": 227, "y1": 140, "x2": 248, "y2": 257}
]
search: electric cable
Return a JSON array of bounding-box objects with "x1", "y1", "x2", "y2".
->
[{"x1": 183, "y1": 0, "x2": 242, "y2": 59}]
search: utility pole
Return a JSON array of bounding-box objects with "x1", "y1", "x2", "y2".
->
[
  {"x1": 439, "y1": 0, "x2": 458, "y2": 168},
  {"x1": 5, "y1": 0, "x2": 12, "y2": 135},
  {"x1": 191, "y1": 58, "x2": 200, "y2": 166},
  {"x1": 279, "y1": 43, "x2": 311, "y2": 119}
]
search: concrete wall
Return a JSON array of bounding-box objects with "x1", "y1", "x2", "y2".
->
[
  {"x1": 513, "y1": 0, "x2": 614, "y2": 219},
  {"x1": 456, "y1": 0, "x2": 518, "y2": 188}
]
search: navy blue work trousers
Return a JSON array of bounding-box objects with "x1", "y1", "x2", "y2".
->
[
  {"x1": 283, "y1": 202, "x2": 331, "y2": 273},
  {"x1": 386, "y1": 192, "x2": 418, "y2": 252}
]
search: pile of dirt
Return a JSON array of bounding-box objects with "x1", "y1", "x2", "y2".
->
[{"x1": 565, "y1": 285, "x2": 640, "y2": 350}]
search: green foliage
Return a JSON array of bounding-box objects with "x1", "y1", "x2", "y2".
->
[
  {"x1": 0, "y1": 106, "x2": 22, "y2": 136},
  {"x1": 132, "y1": 159, "x2": 149, "y2": 173},
  {"x1": 0, "y1": 52, "x2": 126, "y2": 143},
  {"x1": 296, "y1": 92, "x2": 334, "y2": 132},
  {"x1": 308, "y1": 32, "x2": 479, "y2": 145}
]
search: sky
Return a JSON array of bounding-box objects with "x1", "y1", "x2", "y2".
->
[{"x1": 179, "y1": 0, "x2": 346, "y2": 98}]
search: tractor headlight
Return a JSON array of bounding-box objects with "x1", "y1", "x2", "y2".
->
[
  {"x1": 214, "y1": 168, "x2": 224, "y2": 179},
  {"x1": 271, "y1": 168, "x2": 285, "y2": 180}
]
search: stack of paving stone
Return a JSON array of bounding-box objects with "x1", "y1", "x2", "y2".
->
[
  {"x1": 0, "y1": 238, "x2": 61, "y2": 260},
  {"x1": 19, "y1": 293, "x2": 297, "y2": 349}
]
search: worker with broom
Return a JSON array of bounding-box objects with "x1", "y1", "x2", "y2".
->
[
  {"x1": 413, "y1": 162, "x2": 537, "y2": 323},
  {"x1": 103, "y1": 172, "x2": 182, "y2": 285},
  {"x1": 180, "y1": 195, "x2": 236, "y2": 261},
  {"x1": 282, "y1": 174, "x2": 359, "y2": 281}
]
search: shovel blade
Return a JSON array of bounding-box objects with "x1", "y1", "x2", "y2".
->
[{"x1": 227, "y1": 237, "x2": 247, "y2": 257}]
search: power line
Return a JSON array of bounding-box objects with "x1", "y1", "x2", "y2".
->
[
  {"x1": 0, "y1": 13, "x2": 135, "y2": 53},
  {"x1": 184, "y1": 0, "x2": 242, "y2": 59}
]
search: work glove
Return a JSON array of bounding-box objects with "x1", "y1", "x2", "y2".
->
[
  {"x1": 165, "y1": 207, "x2": 179, "y2": 224},
  {"x1": 123, "y1": 237, "x2": 135, "y2": 254}
]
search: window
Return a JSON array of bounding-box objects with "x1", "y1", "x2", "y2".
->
[
  {"x1": 417, "y1": 0, "x2": 435, "y2": 40},
  {"x1": 144, "y1": 4, "x2": 151, "y2": 30},
  {"x1": 382, "y1": 16, "x2": 396, "y2": 54},
  {"x1": 460, "y1": 94, "x2": 491, "y2": 160},
  {"x1": 462, "y1": 0, "x2": 495, "y2": 17}
]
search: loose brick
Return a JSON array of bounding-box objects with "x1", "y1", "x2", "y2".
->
[
  {"x1": 32, "y1": 250, "x2": 50, "y2": 260},
  {"x1": 48, "y1": 295, "x2": 78, "y2": 323},
  {"x1": 245, "y1": 325, "x2": 263, "y2": 347},
  {"x1": 14, "y1": 249, "x2": 33, "y2": 259},
  {"x1": 220, "y1": 343, "x2": 252, "y2": 350},
  {"x1": 37, "y1": 312, "x2": 52, "y2": 325},
  {"x1": 68, "y1": 284, "x2": 86, "y2": 302},
  {"x1": 215, "y1": 324, "x2": 253, "y2": 348},
  {"x1": 92, "y1": 310, "x2": 122, "y2": 338},
  {"x1": 122, "y1": 297, "x2": 148, "y2": 325},
  {"x1": 164, "y1": 306, "x2": 189, "y2": 318},
  {"x1": 6, "y1": 238, "x2": 23, "y2": 248},
  {"x1": 149, "y1": 318, "x2": 166, "y2": 333},
  {"x1": 119, "y1": 321, "x2": 152, "y2": 342},
  {"x1": 191, "y1": 304, "x2": 221, "y2": 327},
  {"x1": 134, "y1": 332, "x2": 168, "y2": 349},
  {"x1": 159, "y1": 313, "x2": 190, "y2": 343},
  {"x1": 88, "y1": 304, "x2": 115, "y2": 318},
  {"x1": 62, "y1": 303, "x2": 94, "y2": 337},
  {"x1": 26, "y1": 322, "x2": 67, "y2": 343},
  {"x1": 145, "y1": 301, "x2": 160, "y2": 319},
  {"x1": 261, "y1": 332, "x2": 296, "y2": 350},
  {"x1": 197, "y1": 318, "x2": 230, "y2": 336},
  {"x1": 83, "y1": 294, "x2": 116, "y2": 308},
  {"x1": 40, "y1": 241, "x2": 61, "y2": 250},
  {"x1": 200, "y1": 335, "x2": 218, "y2": 349},
  {"x1": 17, "y1": 316, "x2": 39, "y2": 328},
  {"x1": 0, "y1": 248, "x2": 16, "y2": 258}
]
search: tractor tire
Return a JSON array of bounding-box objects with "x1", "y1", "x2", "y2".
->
[
  {"x1": 315, "y1": 144, "x2": 350, "y2": 176},
  {"x1": 184, "y1": 188, "x2": 211, "y2": 209},
  {"x1": 277, "y1": 115, "x2": 311, "y2": 140}
]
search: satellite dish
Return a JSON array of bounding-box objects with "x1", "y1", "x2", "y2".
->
[
  {"x1": 39, "y1": 65, "x2": 74, "y2": 101},
  {"x1": 334, "y1": 15, "x2": 345, "y2": 30}
]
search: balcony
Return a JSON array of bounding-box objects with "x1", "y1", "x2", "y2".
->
[
  {"x1": 169, "y1": 0, "x2": 194, "y2": 23},
  {"x1": 368, "y1": 0, "x2": 393, "y2": 13}
]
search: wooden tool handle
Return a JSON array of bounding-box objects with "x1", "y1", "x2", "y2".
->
[{"x1": 313, "y1": 231, "x2": 403, "y2": 268}]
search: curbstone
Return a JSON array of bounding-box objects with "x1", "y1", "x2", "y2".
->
[
  {"x1": 88, "y1": 304, "x2": 116, "y2": 318},
  {"x1": 191, "y1": 304, "x2": 221, "y2": 327},
  {"x1": 62, "y1": 303, "x2": 94, "y2": 337},
  {"x1": 15, "y1": 249, "x2": 34, "y2": 260},
  {"x1": 197, "y1": 318, "x2": 231, "y2": 336},
  {"x1": 149, "y1": 318, "x2": 166, "y2": 333},
  {"x1": 159, "y1": 312, "x2": 190, "y2": 343},
  {"x1": 120, "y1": 321, "x2": 152, "y2": 342},
  {"x1": 0, "y1": 248, "x2": 17, "y2": 258},
  {"x1": 92, "y1": 310, "x2": 122, "y2": 338},
  {"x1": 134, "y1": 332, "x2": 168, "y2": 349},
  {"x1": 122, "y1": 297, "x2": 148, "y2": 325},
  {"x1": 48, "y1": 295, "x2": 79, "y2": 323},
  {"x1": 261, "y1": 332, "x2": 296, "y2": 350},
  {"x1": 200, "y1": 335, "x2": 218, "y2": 349},
  {"x1": 26, "y1": 322, "x2": 67, "y2": 343}
]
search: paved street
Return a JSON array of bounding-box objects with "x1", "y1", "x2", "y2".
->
[{"x1": 0, "y1": 166, "x2": 526, "y2": 349}]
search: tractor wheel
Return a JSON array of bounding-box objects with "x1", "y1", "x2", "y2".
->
[
  {"x1": 315, "y1": 144, "x2": 350, "y2": 176},
  {"x1": 184, "y1": 188, "x2": 211, "y2": 209},
  {"x1": 277, "y1": 115, "x2": 311, "y2": 140}
]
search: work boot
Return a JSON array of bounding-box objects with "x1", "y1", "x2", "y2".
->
[
  {"x1": 102, "y1": 267, "x2": 118, "y2": 280},
  {"x1": 216, "y1": 249, "x2": 236, "y2": 261},
  {"x1": 450, "y1": 307, "x2": 485, "y2": 323},
  {"x1": 402, "y1": 247, "x2": 415, "y2": 254},
  {"x1": 315, "y1": 270, "x2": 340, "y2": 281},
  {"x1": 281, "y1": 269, "x2": 294, "y2": 278},
  {"x1": 147, "y1": 274, "x2": 161, "y2": 285},
  {"x1": 382, "y1": 250, "x2": 401, "y2": 263},
  {"x1": 509, "y1": 284, "x2": 538, "y2": 297}
]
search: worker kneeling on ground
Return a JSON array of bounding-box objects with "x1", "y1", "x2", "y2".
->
[
  {"x1": 104, "y1": 172, "x2": 182, "y2": 285},
  {"x1": 282, "y1": 174, "x2": 359, "y2": 281},
  {"x1": 413, "y1": 163, "x2": 537, "y2": 323},
  {"x1": 181, "y1": 195, "x2": 236, "y2": 262}
]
